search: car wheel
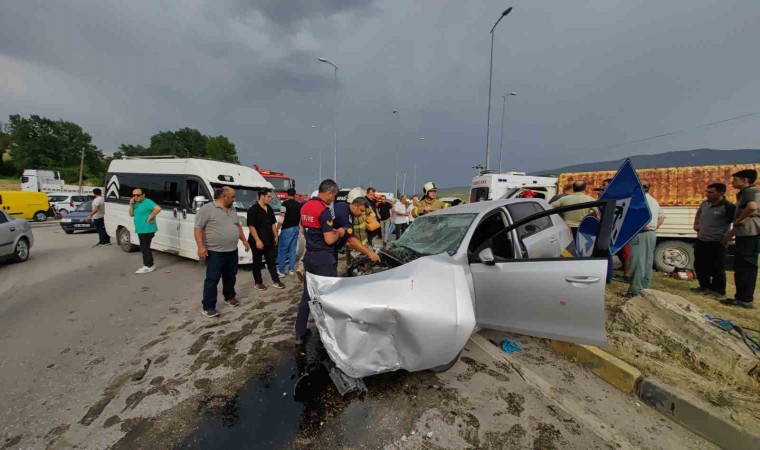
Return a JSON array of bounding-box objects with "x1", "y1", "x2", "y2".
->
[
  {"x1": 654, "y1": 240, "x2": 695, "y2": 272},
  {"x1": 429, "y1": 350, "x2": 463, "y2": 373},
  {"x1": 64, "y1": 229, "x2": 74, "y2": 235},
  {"x1": 117, "y1": 227, "x2": 138, "y2": 253},
  {"x1": 34, "y1": 210, "x2": 48, "y2": 222},
  {"x1": 58, "y1": 209, "x2": 69, "y2": 217},
  {"x1": 12, "y1": 238, "x2": 30, "y2": 262}
]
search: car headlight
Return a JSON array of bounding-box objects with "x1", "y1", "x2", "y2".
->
[{"x1": 61, "y1": 218, "x2": 72, "y2": 223}]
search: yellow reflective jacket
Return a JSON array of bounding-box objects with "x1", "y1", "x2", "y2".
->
[{"x1": 412, "y1": 197, "x2": 447, "y2": 218}]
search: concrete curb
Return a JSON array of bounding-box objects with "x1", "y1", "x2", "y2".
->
[
  {"x1": 638, "y1": 377, "x2": 760, "y2": 450},
  {"x1": 549, "y1": 340, "x2": 642, "y2": 393},
  {"x1": 550, "y1": 341, "x2": 760, "y2": 449}
]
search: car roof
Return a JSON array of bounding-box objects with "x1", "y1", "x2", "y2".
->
[{"x1": 426, "y1": 198, "x2": 548, "y2": 216}]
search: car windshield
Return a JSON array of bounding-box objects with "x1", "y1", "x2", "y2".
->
[
  {"x1": 213, "y1": 185, "x2": 282, "y2": 213},
  {"x1": 76, "y1": 202, "x2": 92, "y2": 212},
  {"x1": 48, "y1": 195, "x2": 68, "y2": 202},
  {"x1": 265, "y1": 177, "x2": 291, "y2": 191},
  {"x1": 391, "y1": 213, "x2": 477, "y2": 257}
]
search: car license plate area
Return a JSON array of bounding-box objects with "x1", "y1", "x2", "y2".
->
[{"x1": 74, "y1": 224, "x2": 89, "y2": 228}]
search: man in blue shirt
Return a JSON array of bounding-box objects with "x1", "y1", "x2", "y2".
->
[{"x1": 128, "y1": 188, "x2": 161, "y2": 274}]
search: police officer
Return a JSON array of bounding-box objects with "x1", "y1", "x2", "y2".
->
[
  {"x1": 295, "y1": 179, "x2": 343, "y2": 344},
  {"x1": 412, "y1": 182, "x2": 446, "y2": 218}
]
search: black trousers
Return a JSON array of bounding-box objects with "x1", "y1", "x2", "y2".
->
[
  {"x1": 394, "y1": 223, "x2": 408, "y2": 240},
  {"x1": 251, "y1": 243, "x2": 280, "y2": 285},
  {"x1": 367, "y1": 228, "x2": 381, "y2": 246},
  {"x1": 694, "y1": 239, "x2": 727, "y2": 295},
  {"x1": 137, "y1": 232, "x2": 154, "y2": 267},
  {"x1": 734, "y1": 236, "x2": 759, "y2": 303},
  {"x1": 92, "y1": 218, "x2": 110, "y2": 244}
]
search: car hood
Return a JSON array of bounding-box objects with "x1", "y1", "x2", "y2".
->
[{"x1": 306, "y1": 253, "x2": 476, "y2": 379}]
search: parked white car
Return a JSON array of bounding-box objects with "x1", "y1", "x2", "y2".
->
[
  {"x1": 0, "y1": 210, "x2": 34, "y2": 263},
  {"x1": 47, "y1": 193, "x2": 93, "y2": 216}
]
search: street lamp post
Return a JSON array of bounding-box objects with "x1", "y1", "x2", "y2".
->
[
  {"x1": 484, "y1": 6, "x2": 513, "y2": 170},
  {"x1": 310, "y1": 125, "x2": 322, "y2": 182},
  {"x1": 400, "y1": 170, "x2": 409, "y2": 196},
  {"x1": 393, "y1": 110, "x2": 400, "y2": 196},
  {"x1": 318, "y1": 57, "x2": 339, "y2": 181},
  {"x1": 498, "y1": 92, "x2": 517, "y2": 173}
]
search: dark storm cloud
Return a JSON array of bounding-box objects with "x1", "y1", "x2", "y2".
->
[{"x1": 2, "y1": 0, "x2": 760, "y2": 192}]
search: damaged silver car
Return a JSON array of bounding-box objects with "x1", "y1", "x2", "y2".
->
[{"x1": 306, "y1": 197, "x2": 618, "y2": 388}]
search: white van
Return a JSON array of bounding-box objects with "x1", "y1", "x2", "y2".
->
[
  {"x1": 104, "y1": 158, "x2": 279, "y2": 264},
  {"x1": 469, "y1": 171, "x2": 558, "y2": 202}
]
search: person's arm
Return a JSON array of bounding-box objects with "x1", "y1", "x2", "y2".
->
[
  {"x1": 347, "y1": 236, "x2": 380, "y2": 262},
  {"x1": 693, "y1": 205, "x2": 702, "y2": 232},
  {"x1": 249, "y1": 225, "x2": 263, "y2": 249},
  {"x1": 86, "y1": 204, "x2": 100, "y2": 222},
  {"x1": 238, "y1": 225, "x2": 250, "y2": 252},
  {"x1": 147, "y1": 205, "x2": 161, "y2": 223},
  {"x1": 194, "y1": 227, "x2": 208, "y2": 259},
  {"x1": 128, "y1": 199, "x2": 135, "y2": 217},
  {"x1": 272, "y1": 222, "x2": 279, "y2": 245},
  {"x1": 656, "y1": 216, "x2": 666, "y2": 229},
  {"x1": 734, "y1": 198, "x2": 758, "y2": 225}
]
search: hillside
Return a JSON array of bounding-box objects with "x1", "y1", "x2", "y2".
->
[{"x1": 532, "y1": 148, "x2": 760, "y2": 176}]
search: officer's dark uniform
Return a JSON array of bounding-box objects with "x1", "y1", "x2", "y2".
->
[{"x1": 295, "y1": 197, "x2": 356, "y2": 340}]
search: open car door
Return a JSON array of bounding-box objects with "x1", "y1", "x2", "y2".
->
[{"x1": 470, "y1": 200, "x2": 614, "y2": 347}]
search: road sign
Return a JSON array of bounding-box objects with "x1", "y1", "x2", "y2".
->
[
  {"x1": 598, "y1": 159, "x2": 651, "y2": 255},
  {"x1": 576, "y1": 215, "x2": 600, "y2": 257}
]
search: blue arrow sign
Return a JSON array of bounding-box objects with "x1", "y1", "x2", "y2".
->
[
  {"x1": 598, "y1": 159, "x2": 652, "y2": 255},
  {"x1": 576, "y1": 215, "x2": 600, "y2": 257}
]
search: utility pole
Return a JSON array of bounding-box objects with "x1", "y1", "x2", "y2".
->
[
  {"x1": 401, "y1": 170, "x2": 409, "y2": 196},
  {"x1": 78, "y1": 146, "x2": 85, "y2": 194},
  {"x1": 484, "y1": 6, "x2": 513, "y2": 170},
  {"x1": 393, "y1": 110, "x2": 400, "y2": 196},
  {"x1": 412, "y1": 165, "x2": 417, "y2": 197}
]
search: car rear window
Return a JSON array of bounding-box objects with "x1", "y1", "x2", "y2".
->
[
  {"x1": 48, "y1": 195, "x2": 68, "y2": 202},
  {"x1": 506, "y1": 202, "x2": 553, "y2": 237}
]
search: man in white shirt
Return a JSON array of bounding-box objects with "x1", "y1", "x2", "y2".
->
[
  {"x1": 85, "y1": 188, "x2": 111, "y2": 247},
  {"x1": 393, "y1": 195, "x2": 410, "y2": 239},
  {"x1": 625, "y1": 182, "x2": 666, "y2": 297},
  {"x1": 407, "y1": 195, "x2": 418, "y2": 223}
]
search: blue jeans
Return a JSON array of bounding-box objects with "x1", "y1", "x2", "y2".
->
[
  {"x1": 202, "y1": 250, "x2": 238, "y2": 311},
  {"x1": 277, "y1": 226, "x2": 299, "y2": 272},
  {"x1": 296, "y1": 250, "x2": 337, "y2": 339}
]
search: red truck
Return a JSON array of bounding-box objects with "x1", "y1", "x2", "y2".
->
[{"x1": 253, "y1": 165, "x2": 307, "y2": 202}]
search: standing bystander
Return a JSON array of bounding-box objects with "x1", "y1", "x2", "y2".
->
[
  {"x1": 393, "y1": 195, "x2": 409, "y2": 239},
  {"x1": 408, "y1": 196, "x2": 418, "y2": 223},
  {"x1": 277, "y1": 188, "x2": 302, "y2": 277},
  {"x1": 194, "y1": 187, "x2": 250, "y2": 317},
  {"x1": 721, "y1": 170, "x2": 760, "y2": 309},
  {"x1": 377, "y1": 195, "x2": 393, "y2": 247},
  {"x1": 86, "y1": 188, "x2": 111, "y2": 247},
  {"x1": 692, "y1": 183, "x2": 735, "y2": 299},
  {"x1": 624, "y1": 182, "x2": 665, "y2": 297},
  {"x1": 550, "y1": 181, "x2": 596, "y2": 237},
  {"x1": 129, "y1": 189, "x2": 161, "y2": 274},
  {"x1": 248, "y1": 189, "x2": 285, "y2": 290}
]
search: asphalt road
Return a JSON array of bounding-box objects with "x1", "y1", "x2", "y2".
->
[{"x1": 0, "y1": 225, "x2": 717, "y2": 449}]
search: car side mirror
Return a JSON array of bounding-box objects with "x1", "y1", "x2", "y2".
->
[
  {"x1": 193, "y1": 195, "x2": 209, "y2": 212},
  {"x1": 478, "y1": 248, "x2": 496, "y2": 266},
  {"x1": 524, "y1": 224, "x2": 538, "y2": 233}
]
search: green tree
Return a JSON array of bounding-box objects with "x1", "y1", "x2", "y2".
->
[
  {"x1": 0, "y1": 130, "x2": 15, "y2": 176},
  {"x1": 149, "y1": 128, "x2": 206, "y2": 158},
  {"x1": 112, "y1": 144, "x2": 148, "y2": 159},
  {"x1": 8, "y1": 114, "x2": 105, "y2": 183},
  {"x1": 205, "y1": 135, "x2": 240, "y2": 163}
]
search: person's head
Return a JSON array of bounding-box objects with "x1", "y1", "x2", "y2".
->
[
  {"x1": 562, "y1": 184, "x2": 572, "y2": 193},
  {"x1": 705, "y1": 183, "x2": 726, "y2": 202},
  {"x1": 93, "y1": 188, "x2": 102, "y2": 197},
  {"x1": 423, "y1": 182, "x2": 438, "y2": 199},
  {"x1": 412, "y1": 195, "x2": 419, "y2": 205},
  {"x1": 399, "y1": 195, "x2": 407, "y2": 204},
  {"x1": 572, "y1": 180, "x2": 587, "y2": 193},
  {"x1": 286, "y1": 188, "x2": 296, "y2": 198},
  {"x1": 641, "y1": 181, "x2": 651, "y2": 193},
  {"x1": 215, "y1": 186, "x2": 236, "y2": 207},
  {"x1": 366, "y1": 187, "x2": 376, "y2": 199},
  {"x1": 731, "y1": 169, "x2": 757, "y2": 189},
  {"x1": 318, "y1": 179, "x2": 339, "y2": 204},
  {"x1": 381, "y1": 195, "x2": 387, "y2": 203},
  {"x1": 349, "y1": 197, "x2": 370, "y2": 218},
  {"x1": 132, "y1": 189, "x2": 145, "y2": 202},
  {"x1": 258, "y1": 188, "x2": 273, "y2": 205},
  {"x1": 601, "y1": 178, "x2": 612, "y2": 189}
]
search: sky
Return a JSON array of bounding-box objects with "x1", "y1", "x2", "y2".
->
[{"x1": 2, "y1": 0, "x2": 760, "y2": 191}]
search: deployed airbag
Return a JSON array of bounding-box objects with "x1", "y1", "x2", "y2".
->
[{"x1": 307, "y1": 253, "x2": 476, "y2": 379}]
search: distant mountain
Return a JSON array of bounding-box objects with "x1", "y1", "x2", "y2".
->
[{"x1": 532, "y1": 148, "x2": 760, "y2": 176}]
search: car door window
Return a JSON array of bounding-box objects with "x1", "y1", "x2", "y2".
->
[
  {"x1": 468, "y1": 211, "x2": 509, "y2": 257},
  {"x1": 506, "y1": 202, "x2": 552, "y2": 241},
  {"x1": 0, "y1": 211, "x2": 8, "y2": 224}
]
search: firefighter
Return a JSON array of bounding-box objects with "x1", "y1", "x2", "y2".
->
[{"x1": 412, "y1": 182, "x2": 447, "y2": 218}]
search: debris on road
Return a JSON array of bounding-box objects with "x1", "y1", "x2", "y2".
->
[
  {"x1": 501, "y1": 339, "x2": 522, "y2": 354},
  {"x1": 130, "y1": 358, "x2": 152, "y2": 382}
]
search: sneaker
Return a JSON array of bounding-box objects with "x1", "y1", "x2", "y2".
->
[
  {"x1": 93, "y1": 243, "x2": 104, "y2": 247},
  {"x1": 690, "y1": 287, "x2": 709, "y2": 294},
  {"x1": 224, "y1": 298, "x2": 240, "y2": 307},
  {"x1": 708, "y1": 291, "x2": 727, "y2": 301},
  {"x1": 202, "y1": 309, "x2": 220, "y2": 318},
  {"x1": 103, "y1": 242, "x2": 112, "y2": 246},
  {"x1": 287, "y1": 270, "x2": 294, "y2": 275},
  {"x1": 254, "y1": 283, "x2": 267, "y2": 290},
  {"x1": 618, "y1": 291, "x2": 637, "y2": 299},
  {"x1": 135, "y1": 266, "x2": 156, "y2": 274},
  {"x1": 272, "y1": 281, "x2": 286, "y2": 289},
  {"x1": 277, "y1": 271, "x2": 287, "y2": 278}
]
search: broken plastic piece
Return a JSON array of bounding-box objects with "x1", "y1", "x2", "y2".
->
[
  {"x1": 323, "y1": 359, "x2": 367, "y2": 396},
  {"x1": 501, "y1": 339, "x2": 522, "y2": 353}
]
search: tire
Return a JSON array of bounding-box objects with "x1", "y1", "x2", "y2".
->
[
  {"x1": 12, "y1": 238, "x2": 30, "y2": 262},
  {"x1": 654, "y1": 240, "x2": 695, "y2": 273},
  {"x1": 64, "y1": 229, "x2": 74, "y2": 235},
  {"x1": 429, "y1": 350, "x2": 463, "y2": 373},
  {"x1": 117, "y1": 227, "x2": 138, "y2": 253},
  {"x1": 58, "y1": 209, "x2": 69, "y2": 217},
  {"x1": 34, "y1": 210, "x2": 48, "y2": 222}
]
